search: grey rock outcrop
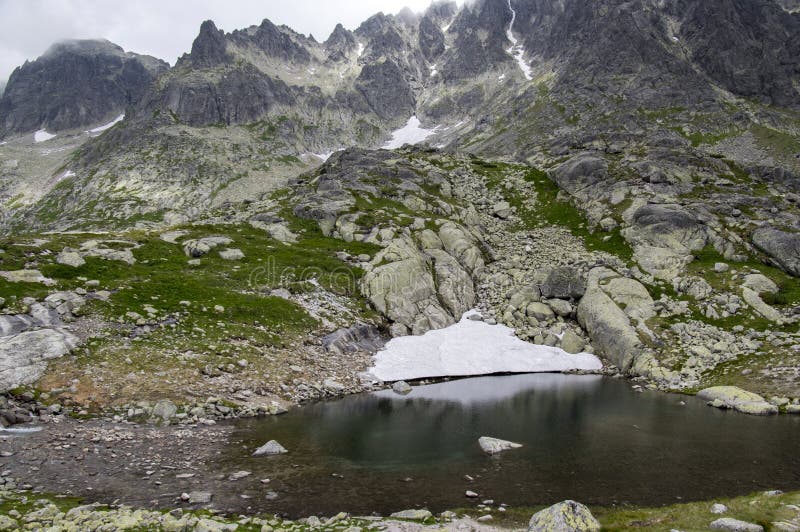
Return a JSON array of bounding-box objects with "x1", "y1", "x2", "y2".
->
[
  {"x1": 577, "y1": 268, "x2": 647, "y2": 372},
  {"x1": 698, "y1": 386, "x2": 778, "y2": 416},
  {"x1": 752, "y1": 227, "x2": 800, "y2": 277},
  {"x1": 322, "y1": 324, "x2": 386, "y2": 354},
  {"x1": 0, "y1": 329, "x2": 78, "y2": 392},
  {"x1": 0, "y1": 39, "x2": 168, "y2": 137}
]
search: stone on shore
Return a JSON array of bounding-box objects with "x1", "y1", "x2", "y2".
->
[
  {"x1": 528, "y1": 500, "x2": 601, "y2": 531},
  {"x1": 710, "y1": 517, "x2": 764, "y2": 532},
  {"x1": 390, "y1": 509, "x2": 433, "y2": 520},
  {"x1": 697, "y1": 386, "x2": 778, "y2": 416}
]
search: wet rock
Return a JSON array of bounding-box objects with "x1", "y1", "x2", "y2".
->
[
  {"x1": 698, "y1": 386, "x2": 778, "y2": 416},
  {"x1": 253, "y1": 440, "x2": 288, "y2": 456},
  {"x1": 528, "y1": 500, "x2": 601, "y2": 531},
  {"x1": 478, "y1": 436, "x2": 523, "y2": 455},
  {"x1": 323, "y1": 324, "x2": 386, "y2": 355},
  {"x1": 710, "y1": 517, "x2": 764, "y2": 531}
]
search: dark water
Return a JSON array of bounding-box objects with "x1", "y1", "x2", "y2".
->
[{"x1": 221, "y1": 374, "x2": 800, "y2": 517}]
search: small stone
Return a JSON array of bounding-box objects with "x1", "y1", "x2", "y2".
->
[
  {"x1": 466, "y1": 491, "x2": 479, "y2": 498},
  {"x1": 711, "y1": 503, "x2": 728, "y2": 514},
  {"x1": 219, "y1": 248, "x2": 245, "y2": 261},
  {"x1": 229, "y1": 470, "x2": 252, "y2": 481},
  {"x1": 714, "y1": 263, "x2": 730, "y2": 273},
  {"x1": 56, "y1": 250, "x2": 86, "y2": 268},
  {"x1": 188, "y1": 491, "x2": 213, "y2": 504}
]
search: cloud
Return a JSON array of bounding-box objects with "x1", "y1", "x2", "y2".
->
[{"x1": 0, "y1": 0, "x2": 462, "y2": 83}]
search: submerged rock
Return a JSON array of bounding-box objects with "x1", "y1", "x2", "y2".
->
[
  {"x1": 253, "y1": 440, "x2": 288, "y2": 456},
  {"x1": 697, "y1": 386, "x2": 778, "y2": 416},
  {"x1": 478, "y1": 436, "x2": 523, "y2": 455},
  {"x1": 528, "y1": 500, "x2": 601, "y2": 532}
]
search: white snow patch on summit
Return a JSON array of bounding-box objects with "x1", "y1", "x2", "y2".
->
[
  {"x1": 88, "y1": 114, "x2": 124, "y2": 134},
  {"x1": 382, "y1": 116, "x2": 440, "y2": 149},
  {"x1": 367, "y1": 311, "x2": 603, "y2": 382},
  {"x1": 506, "y1": 0, "x2": 533, "y2": 81},
  {"x1": 34, "y1": 130, "x2": 56, "y2": 143}
]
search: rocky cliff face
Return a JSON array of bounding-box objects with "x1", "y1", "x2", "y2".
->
[{"x1": 0, "y1": 39, "x2": 168, "y2": 137}]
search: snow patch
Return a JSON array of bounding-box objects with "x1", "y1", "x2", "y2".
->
[
  {"x1": 367, "y1": 311, "x2": 603, "y2": 382},
  {"x1": 307, "y1": 151, "x2": 336, "y2": 162},
  {"x1": 0, "y1": 141, "x2": 6, "y2": 146},
  {"x1": 506, "y1": 0, "x2": 533, "y2": 80},
  {"x1": 357, "y1": 42, "x2": 365, "y2": 58},
  {"x1": 87, "y1": 114, "x2": 124, "y2": 134},
  {"x1": 382, "y1": 116, "x2": 440, "y2": 149},
  {"x1": 34, "y1": 130, "x2": 56, "y2": 143},
  {"x1": 429, "y1": 63, "x2": 438, "y2": 77}
]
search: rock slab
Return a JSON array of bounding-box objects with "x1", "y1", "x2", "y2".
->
[{"x1": 528, "y1": 500, "x2": 601, "y2": 532}]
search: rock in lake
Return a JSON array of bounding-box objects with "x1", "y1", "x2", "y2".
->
[
  {"x1": 528, "y1": 500, "x2": 601, "y2": 532},
  {"x1": 478, "y1": 436, "x2": 523, "y2": 455},
  {"x1": 253, "y1": 440, "x2": 288, "y2": 456},
  {"x1": 697, "y1": 386, "x2": 778, "y2": 416}
]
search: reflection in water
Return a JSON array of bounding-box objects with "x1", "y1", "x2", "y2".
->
[{"x1": 224, "y1": 374, "x2": 800, "y2": 517}]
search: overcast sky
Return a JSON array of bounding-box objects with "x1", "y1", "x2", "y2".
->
[{"x1": 0, "y1": 0, "x2": 461, "y2": 84}]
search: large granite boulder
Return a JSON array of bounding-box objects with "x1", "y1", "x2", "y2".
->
[
  {"x1": 528, "y1": 500, "x2": 601, "y2": 532},
  {"x1": 752, "y1": 226, "x2": 800, "y2": 277},
  {"x1": 697, "y1": 386, "x2": 778, "y2": 416},
  {"x1": 0, "y1": 329, "x2": 78, "y2": 392}
]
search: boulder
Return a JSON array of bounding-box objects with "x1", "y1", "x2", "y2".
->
[
  {"x1": 0, "y1": 329, "x2": 79, "y2": 392},
  {"x1": 528, "y1": 500, "x2": 601, "y2": 532},
  {"x1": 392, "y1": 381, "x2": 412, "y2": 394},
  {"x1": 0, "y1": 269, "x2": 55, "y2": 285},
  {"x1": 547, "y1": 299, "x2": 574, "y2": 317},
  {"x1": 697, "y1": 386, "x2": 778, "y2": 416},
  {"x1": 741, "y1": 287, "x2": 784, "y2": 323},
  {"x1": 219, "y1": 248, "x2": 244, "y2": 260},
  {"x1": 601, "y1": 276, "x2": 655, "y2": 320},
  {"x1": 560, "y1": 330, "x2": 586, "y2": 354},
  {"x1": 742, "y1": 274, "x2": 779, "y2": 294},
  {"x1": 390, "y1": 509, "x2": 432, "y2": 520},
  {"x1": 492, "y1": 201, "x2": 512, "y2": 219},
  {"x1": 478, "y1": 436, "x2": 523, "y2": 455},
  {"x1": 152, "y1": 399, "x2": 178, "y2": 421},
  {"x1": 253, "y1": 440, "x2": 288, "y2": 456},
  {"x1": 709, "y1": 518, "x2": 764, "y2": 532},
  {"x1": 183, "y1": 236, "x2": 233, "y2": 258},
  {"x1": 527, "y1": 302, "x2": 555, "y2": 322},
  {"x1": 250, "y1": 220, "x2": 298, "y2": 244},
  {"x1": 539, "y1": 266, "x2": 586, "y2": 300},
  {"x1": 752, "y1": 226, "x2": 800, "y2": 277},
  {"x1": 673, "y1": 276, "x2": 714, "y2": 300},
  {"x1": 56, "y1": 249, "x2": 86, "y2": 268},
  {"x1": 577, "y1": 268, "x2": 643, "y2": 372}
]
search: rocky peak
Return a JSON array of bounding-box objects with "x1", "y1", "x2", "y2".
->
[
  {"x1": 0, "y1": 39, "x2": 168, "y2": 137},
  {"x1": 325, "y1": 23, "x2": 357, "y2": 62},
  {"x1": 440, "y1": 0, "x2": 513, "y2": 80},
  {"x1": 246, "y1": 18, "x2": 312, "y2": 64},
  {"x1": 181, "y1": 20, "x2": 231, "y2": 68}
]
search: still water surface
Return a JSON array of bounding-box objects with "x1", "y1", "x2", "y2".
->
[{"x1": 223, "y1": 374, "x2": 800, "y2": 517}]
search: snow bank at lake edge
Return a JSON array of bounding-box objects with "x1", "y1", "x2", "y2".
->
[{"x1": 366, "y1": 311, "x2": 602, "y2": 382}]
